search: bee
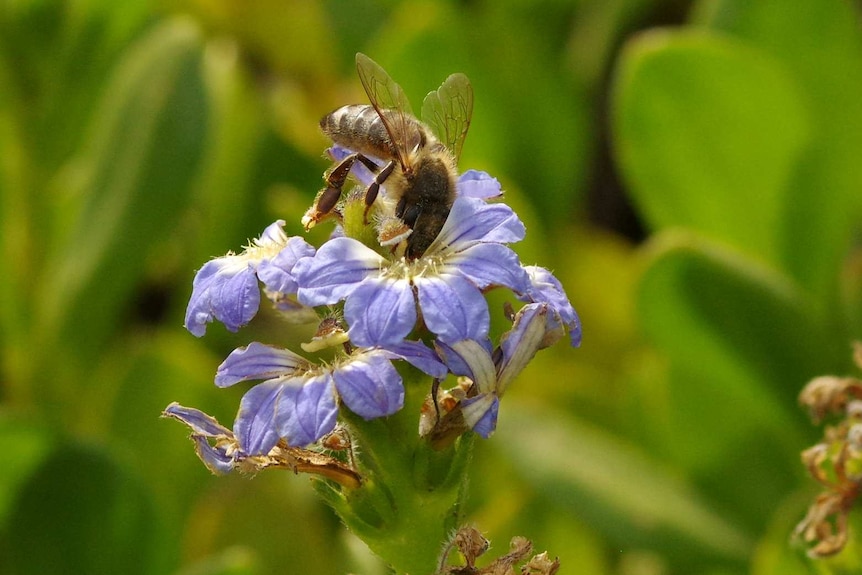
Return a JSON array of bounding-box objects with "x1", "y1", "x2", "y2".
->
[{"x1": 303, "y1": 53, "x2": 473, "y2": 260}]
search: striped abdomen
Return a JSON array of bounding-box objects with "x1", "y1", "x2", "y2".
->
[{"x1": 320, "y1": 105, "x2": 426, "y2": 161}]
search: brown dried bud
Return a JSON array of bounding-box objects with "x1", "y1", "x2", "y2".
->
[{"x1": 799, "y1": 375, "x2": 862, "y2": 423}]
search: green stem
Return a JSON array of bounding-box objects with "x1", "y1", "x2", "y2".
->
[{"x1": 319, "y1": 366, "x2": 475, "y2": 574}]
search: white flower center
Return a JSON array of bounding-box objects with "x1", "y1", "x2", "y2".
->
[{"x1": 382, "y1": 253, "x2": 446, "y2": 282}]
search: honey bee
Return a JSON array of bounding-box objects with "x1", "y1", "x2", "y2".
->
[{"x1": 303, "y1": 53, "x2": 473, "y2": 259}]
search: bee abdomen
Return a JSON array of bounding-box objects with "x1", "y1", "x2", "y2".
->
[{"x1": 321, "y1": 105, "x2": 399, "y2": 159}]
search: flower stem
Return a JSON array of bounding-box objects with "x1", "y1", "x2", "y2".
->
[{"x1": 321, "y1": 366, "x2": 474, "y2": 574}]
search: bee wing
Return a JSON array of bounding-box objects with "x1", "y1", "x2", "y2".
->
[
  {"x1": 355, "y1": 53, "x2": 416, "y2": 171},
  {"x1": 421, "y1": 72, "x2": 473, "y2": 163}
]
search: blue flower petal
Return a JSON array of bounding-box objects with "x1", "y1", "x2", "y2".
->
[
  {"x1": 184, "y1": 258, "x2": 261, "y2": 337},
  {"x1": 464, "y1": 200, "x2": 526, "y2": 244},
  {"x1": 431, "y1": 197, "x2": 525, "y2": 252},
  {"x1": 328, "y1": 145, "x2": 352, "y2": 162},
  {"x1": 417, "y1": 274, "x2": 489, "y2": 344},
  {"x1": 333, "y1": 352, "x2": 404, "y2": 419},
  {"x1": 234, "y1": 379, "x2": 290, "y2": 455},
  {"x1": 457, "y1": 170, "x2": 503, "y2": 199},
  {"x1": 277, "y1": 374, "x2": 338, "y2": 447},
  {"x1": 191, "y1": 435, "x2": 235, "y2": 475},
  {"x1": 461, "y1": 394, "x2": 499, "y2": 438},
  {"x1": 257, "y1": 220, "x2": 288, "y2": 245},
  {"x1": 441, "y1": 339, "x2": 497, "y2": 394},
  {"x1": 257, "y1": 236, "x2": 315, "y2": 295},
  {"x1": 162, "y1": 404, "x2": 239, "y2": 473},
  {"x1": 295, "y1": 237, "x2": 384, "y2": 306},
  {"x1": 521, "y1": 266, "x2": 581, "y2": 347},
  {"x1": 162, "y1": 402, "x2": 233, "y2": 437},
  {"x1": 446, "y1": 242, "x2": 530, "y2": 293},
  {"x1": 384, "y1": 340, "x2": 449, "y2": 379},
  {"x1": 497, "y1": 303, "x2": 549, "y2": 394},
  {"x1": 215, "y1": 342, "x2": 308, "y2": 388},
  {"x1": 433, "y1": 340, "x2": 473, "y2": 378},
  {"x1": 345, "y1": 277, "x2": 416, "y2": 347}
]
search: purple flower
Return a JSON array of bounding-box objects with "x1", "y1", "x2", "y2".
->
[
  {"x1": 456, "y1": 170, "x2": 503, "y2": 199},
  {"x1": 162, "y1": 403, "x2": 362, "y2": 487},
  {"x1": 184, "y1": 221, "x2": 315, "y2": 337},
  {"x1": 520, "y1": 265, "x2": 581, "y2": 347},
  {"x1": 162, "y1": 403, "x2": 239, "y2": 475},
  {"x1": 294, "y1": 196, "x2": 530, "y2": 347},
  {"x1": 432, "y1": 303, "x2": 554, "y2": 438},
  {"x1": 216, "y1": 341, "x2": 446, "y2": 452}
]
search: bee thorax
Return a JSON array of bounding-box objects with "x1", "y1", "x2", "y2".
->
[{"x1": 399, "y1": 155, "x2": 457, "y2": 259}]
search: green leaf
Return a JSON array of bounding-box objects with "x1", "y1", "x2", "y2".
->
[
  {"x1": 0, "y1": 416, "x2": 54, "y2": 525},
  {"x1": 36, "y1": 18, "x2": 207, "y2": 361},
  {"x1": 612, "y1": 29, "x2": 809, "y2": 267},
  {"x1": 4, "y1": 442, "x2": 165, "y2": 575},
  {"x1": 693, "y1": 0, "x2": 862, "y2": 311},
  {"x1": 638, "y1": 230, "x2": 843, "y2": 421},
  {"x1": 633, "y1": 231, "x2": 851, "y2": 533},
  {"x1": 189, "y1": 42, "x2": 267, "y2": 262},
  {"x1": 494, "y1": 404, "x2": 752, "y2": 561},
  {"x1": 175, "y1": 548, "x2": 263, "y2": 575}
]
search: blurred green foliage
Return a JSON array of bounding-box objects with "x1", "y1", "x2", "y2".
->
[{"x1": 2, "y1": 0, "x2": 862, "y2": 574}]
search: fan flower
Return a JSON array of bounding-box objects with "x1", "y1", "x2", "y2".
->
[
  {"x1": 217, "y1": 340, "x2": 447, "y2": 453},
  {"x1": 430, "y1": 303, "x2": 556, "y2": 440},
  {"x1": 162, "y1": 403, "x2": 239, "y2": 475},
  {"x1": 294, "y1": 195, "x2": 531, "y2": 348},
  {"x1": 520, "y1": 265, "x2": 582, "y2": 347},
  {"x1": 456, "y1": 169, "x2": 504, "y2": 199},
  {"x1": 184, "y1": 221, "x2": 315, "y2": 337},
  {"x1": 161, "y1": 403, "x2": 362, "y2": 487}
]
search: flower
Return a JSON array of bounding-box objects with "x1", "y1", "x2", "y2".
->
[
  {"x1": 294, "y1": 195, "x2": 531, "y2": 348},
  {"x1": 429, "y1": 303, "x2": 555, "y2": 440},
  {"x1": 456, "y1": 169, "x2": 504, "y2": 200},
  {"x1": 162, "y1": 402, "x2": 238, "y2": 475},
  {"x1": 184, "y1": 221, "x2": 315, "y2": 337},
  {"x1": 520, "y1": 265, "x2": 581, "y2": 347},
  {"x1": 217, "y1": 340, "x2": 447, "y2": 453},
  {"x1": 161, "y1": 403, "x2": 362, "y2": 487}
]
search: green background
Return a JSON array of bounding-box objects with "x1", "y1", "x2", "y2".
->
[{"x1": 2, "y1": 0, "x2": 862, "y2": 573}]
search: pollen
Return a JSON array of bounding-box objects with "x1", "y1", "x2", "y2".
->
[
  {"x1": 242, "y1": 226, "x2": 289, "y2": 260},
  {"x1": 382, "y1": 253, "x2": 445, "y2": 282}
]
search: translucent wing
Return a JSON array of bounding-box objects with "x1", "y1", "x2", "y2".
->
[
  {"x1": 421, "y1": 72, "x2": 473, "y2": 162},
  {"x1": 355, "y1": 53, "x2": 416, "y2": 171}
]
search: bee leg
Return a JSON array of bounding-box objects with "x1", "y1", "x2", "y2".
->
[
  {"x1": 306, "y1": 153, "x2": 388, "y2": 230},
  {"x1": 363, "y1": 160, "x2": 396, "y2": 224},
  {"x1": 315, "y1": 154, "x2": 361, "y2": 218},
  {"x1": 355, "y1": 154, "x2": 381, "y2": 173}
]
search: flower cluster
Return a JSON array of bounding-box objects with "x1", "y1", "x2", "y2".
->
[
  {"x1": 438, "y1": 526, "x2": 559, "y2": 575},
  {"x1": 167, "y1": 166, "x2": 580, "y2": 467},
  {"x1": 795, "y1": 343, "x2": 862, "y2": 558}
]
